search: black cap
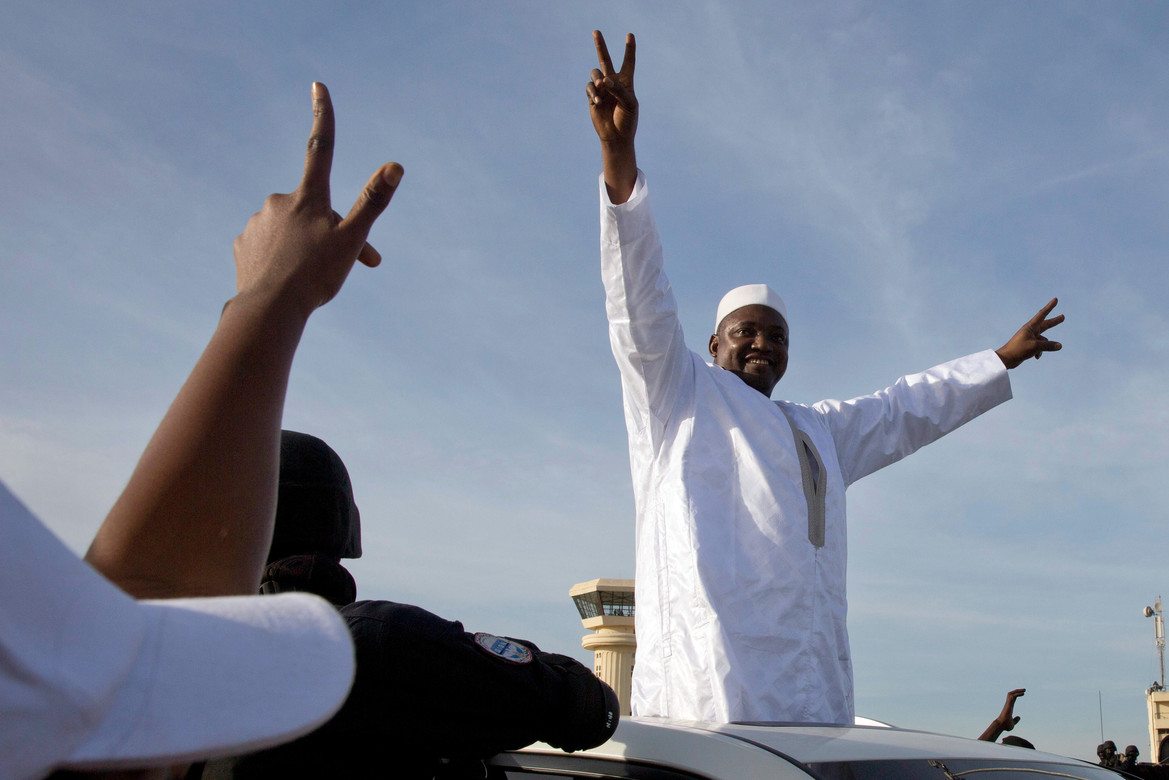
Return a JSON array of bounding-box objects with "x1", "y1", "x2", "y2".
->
[{"x1": 269, "y1": 431, "x2": 362, "y2": 562}]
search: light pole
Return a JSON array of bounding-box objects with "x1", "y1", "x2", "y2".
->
[
  {"x1": 1144, "y1": 597, "x2": 1168, "y2": 762},
  {"x1": 1145, "y1": 597, "x2": 1165, "y2": 690}
]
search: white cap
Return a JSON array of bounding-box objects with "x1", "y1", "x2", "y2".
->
[
  {"x1": 715, "y1": 284, "x2": 788, "y2": 332},
  {"x1": 0, "y1": 478, "x2": 356, "y2": 778}
]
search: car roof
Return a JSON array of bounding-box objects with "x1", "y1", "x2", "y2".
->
[
  {"x1": 513, "y1": 717, "x2": 1097, "y2": 779},
  {"x1": 686, "y1": 720, "x2": 1056, "y2": 763}
]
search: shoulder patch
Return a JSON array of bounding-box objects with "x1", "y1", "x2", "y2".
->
[{"x1": 473, "y1": 633, "x2": 533, "y2": 664}]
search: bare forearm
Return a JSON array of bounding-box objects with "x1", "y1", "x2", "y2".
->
[
  {"x1": 85, "y1": 290, "x2": 308, "y2": 598},
  {"x1": 602, "y1": 140, "x2": 638, "y2": 205},
  {"x1": 978, "y1": 719, "x2": 1007, "y2": 742}
]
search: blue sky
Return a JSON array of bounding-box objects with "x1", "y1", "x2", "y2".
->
[{"x1": 3, "y1": 1, "x2": 1168, "y2": 761}]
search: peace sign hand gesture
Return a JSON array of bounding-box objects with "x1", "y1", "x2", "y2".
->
[
  {"x1": 588, "y1": 31, "x2": 638, "y2": 146},
  {"x1": 233, "y1": 82, "x2": 404, "y2": 318},
  {"x1": 586, "y1": 31, "x2": 639, "y2": 204},
  {"x1": 996, "y1": 299, "x2": 1065, "y2": 369}
]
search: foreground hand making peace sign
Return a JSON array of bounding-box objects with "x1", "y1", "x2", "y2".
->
[
  {"x1": 88, "y1": 83, "x2": 403, "y2": 598},
  {"x1": 233, "y1": 81, "x2": 404, "y2": 317}
]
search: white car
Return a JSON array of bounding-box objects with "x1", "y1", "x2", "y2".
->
[{"x1": 486, "y1": 717, "x2": 1121, "y2": 779}]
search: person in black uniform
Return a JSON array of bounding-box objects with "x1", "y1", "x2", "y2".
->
[{"x1": 209, "y1": 431, "x2": 619, "y2": 779}]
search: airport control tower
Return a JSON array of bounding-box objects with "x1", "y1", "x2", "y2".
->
[{"x1": 570, "y1": 578, "x2": 635, "y2": 715}]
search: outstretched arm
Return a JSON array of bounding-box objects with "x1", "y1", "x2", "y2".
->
[
  {"x1": 587, "y1": 31, "x2": 638, "y2": 204},
  {"x1": 996, "y1": 298, "x2": 1064, "y2": 369},
  {"x1": 85, "y1": 83, "x2": 403, "y2": 598},
  {"x1": 979, "y1": 688, "x2": 1026, "y2": 742}
]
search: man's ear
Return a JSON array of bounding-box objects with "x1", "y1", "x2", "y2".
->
[{"x1": 708, "y1": 334, "x2": 719, "y2": 359}]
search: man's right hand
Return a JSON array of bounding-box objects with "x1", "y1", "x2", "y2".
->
[{"x1": 587, "y1": 31, "x2": 638, "y2": 204}]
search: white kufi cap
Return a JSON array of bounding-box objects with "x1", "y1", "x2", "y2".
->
[{"x1": 715, "y1": 284, "x2": 788, "y2": 331}]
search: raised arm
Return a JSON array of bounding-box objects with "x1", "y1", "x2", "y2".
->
[
  {"x1": 979, "y1": 688, "x2": 1026, "y2": 742},
  {"x1": 587, "y1": 31, "x2": 638, "y2": 204},
  {"x1": 85, "y1": 83, "x2": 403, "y2": 598},
  {"x1": 995, "y1": 298, "x2": 1064, "y2": 369},
  {"x1": 591, "y1": 31, "x2": 695, "y2": 449}
]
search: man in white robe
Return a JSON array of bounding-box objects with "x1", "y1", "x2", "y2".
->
[{"x1": 585, "y1": 31, "x2": 1064, "y2": 724}]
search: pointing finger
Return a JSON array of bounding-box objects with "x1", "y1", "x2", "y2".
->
[
  {"x1": 340, "y1": 162, "x2": 404, "y2": 245},
  {"x1": 301, "y1": 82, "x2": 335, "y2": 200}
]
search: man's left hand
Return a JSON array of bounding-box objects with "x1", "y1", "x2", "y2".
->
[{"x1": 996, "y1": 299, "x2": 1063, "y2": 369}]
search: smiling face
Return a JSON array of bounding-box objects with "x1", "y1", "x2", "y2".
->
[{"x1": 708, "y1": 304, "x2": 789, "y2": 397}]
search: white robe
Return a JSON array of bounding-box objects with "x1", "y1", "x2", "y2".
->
[{"x1": 600, "y1": 172, "x2": 1013, "y2": 724}]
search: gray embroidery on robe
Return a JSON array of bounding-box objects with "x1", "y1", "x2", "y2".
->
[{"x1": 778, "y1": 407, "x2": 827, "y2": 547}]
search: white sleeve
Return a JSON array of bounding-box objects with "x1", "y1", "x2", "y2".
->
[
  {"x1": 600, "y1": 171, "x2": 695, "y2": 452},
  {"x1": 812, "y1": 349, "x2": 1013, "y2": 486}
]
